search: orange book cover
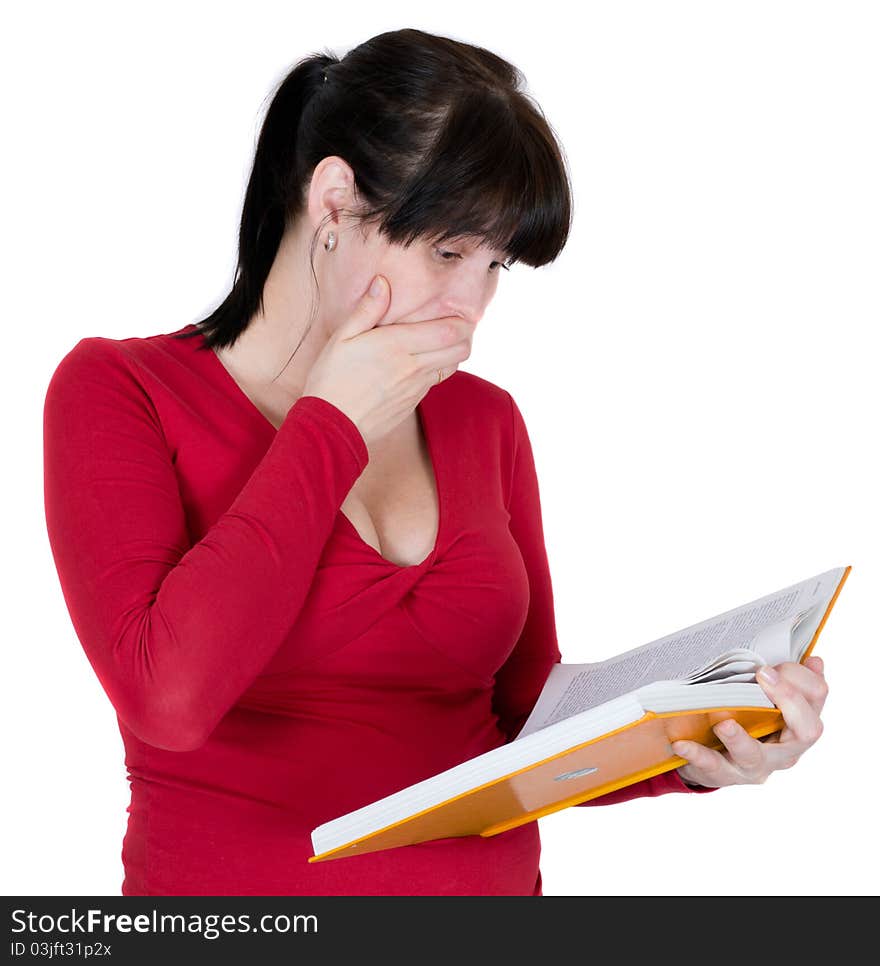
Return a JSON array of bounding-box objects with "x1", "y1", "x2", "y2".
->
[{"x1": 309, "y1": 564, "x2": 850, "y2": 864}]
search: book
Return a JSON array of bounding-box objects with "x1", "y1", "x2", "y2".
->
[{"x1": 308, "y1": 564, "x2": 851, "y2": 863}]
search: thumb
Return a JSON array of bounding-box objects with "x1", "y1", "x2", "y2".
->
[{"x1": 336, "y1": 274, "x2": 391, "y2": 338}]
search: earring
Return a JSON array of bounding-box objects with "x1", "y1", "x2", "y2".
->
[{"x1": 324, "y1": 231, "x2": 337, "y2": 252}]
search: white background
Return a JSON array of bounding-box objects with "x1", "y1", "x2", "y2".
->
[{"x1": 3, "y1": 0, "x2": 877, "y2": 897}]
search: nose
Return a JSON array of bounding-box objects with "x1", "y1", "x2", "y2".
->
[
  {"x1": 436, "y1": 260, "x2": 499, "y2": 326},
  {"x1": 438, "y1": 287, "x2": 490, "y2": 327},
  {"x1": 447, "y1": 310, "x2": 482, "y2": 329}
]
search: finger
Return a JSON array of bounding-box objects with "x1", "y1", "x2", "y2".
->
[
  {"x1": 337, "y1": 274, "x2": 393, "y2": 337},
  {"x1": 777, "y1": 660, "x2": 829, "y2": 715},
  {"x1": 759, "y1": 731, "x2": 781, "y2": 744},
  {"x1": 803, "y1": 655, "x2": 828, "y2": 711},
  {"x1": 384, "y1": 316, "x2": 472, "y2": 356},
  {"x1": 671, "y1": 739, "x2": 741, "y2": 788},
  {"x1": 413, "y1": 336, "x2": 472, "y2": 378},
  {"x1": 757, "y1": 665, "x2": 825, "y2": 748},
  {"x1": 711, "y1": 718, "x2": 767, "y2": 781}
]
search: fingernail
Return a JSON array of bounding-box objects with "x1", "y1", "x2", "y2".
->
[
  {"x1": 369, "y1": 275, "x2": 385, "y2": 297},
  {"x1": 758, "y1": 665, "x2": 779, "y2": 684},
  {"x1": 812, "y1": 656, "x2": 824, "y2": 674},
  {"x1": 672, "y1": 742, "x2": 688, "y2": 756},
  {"x1": 716, "y1": 719, "x2": 737, "y2": 737}
]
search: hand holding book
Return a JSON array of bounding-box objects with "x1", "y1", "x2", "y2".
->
[
  {"x1": 673, "y1": 654, "x2": 828, "y2": 788},
  {"x1": 309, "y1": 565, "x2": 850, "y2": 863}
]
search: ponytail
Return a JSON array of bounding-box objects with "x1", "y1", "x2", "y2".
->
[{"x1": 177, "y1": 53, "x2": 336, "y2": 351}]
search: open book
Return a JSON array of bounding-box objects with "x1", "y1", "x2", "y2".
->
[{"x1": 309, "y1": 564, "x2": 851, "y2": 863}]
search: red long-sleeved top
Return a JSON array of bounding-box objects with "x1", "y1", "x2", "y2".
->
[{"x1": 42, "y1": 322, "x2": 715, "y2": 896}]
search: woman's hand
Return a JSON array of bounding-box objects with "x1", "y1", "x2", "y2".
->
[{"x1": 671, "y1": 655, "x2": 828, "y2": 789}]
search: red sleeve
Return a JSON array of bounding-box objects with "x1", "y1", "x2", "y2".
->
[
  {"x1": 43, "y1": 338, "x2": 369, "y2": 753},
  {"x1": 492, "y1": 392, "x2": 718, "y2": 802}
]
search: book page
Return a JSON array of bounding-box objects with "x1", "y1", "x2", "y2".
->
[{"x1": 516, "y1": 566, "x2": 846, "y2": 738}]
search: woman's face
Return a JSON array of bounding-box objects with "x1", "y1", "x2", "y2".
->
[{"x1": 308, "y1": 157, "x2": 510, "y2": 335}]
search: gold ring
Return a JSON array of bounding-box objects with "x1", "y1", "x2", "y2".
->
[{"x1": 437, "y1": 368, "x2": 443, "y2": 384}]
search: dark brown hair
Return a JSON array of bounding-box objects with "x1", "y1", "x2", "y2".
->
[{"x1": 173, "y1": 27, "x2": 573, "y2": 354}]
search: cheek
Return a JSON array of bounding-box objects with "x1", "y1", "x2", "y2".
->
[
  {"x1": 376, "y1": 269, "x2": 440, "y2": 324},
  {"x1": 329, "y1": 258, "x2": 380, "y2": 312}
]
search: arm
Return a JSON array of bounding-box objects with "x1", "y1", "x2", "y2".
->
[
  {"x1": 43, "y1": 338, "x2": 369, "y2": 752},
  {"x1": 491, "y1": 392, "x2": 717, "y2": 803}
]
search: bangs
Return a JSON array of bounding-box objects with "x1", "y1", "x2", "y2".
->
[{"x1": 377, "y1": 88, "x2": 573, "y2": 267}]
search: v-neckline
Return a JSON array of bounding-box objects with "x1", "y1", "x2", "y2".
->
[
  {"x1": 188, "y1": 323, "x2": 443, "y2": 572},
  {"x1": 334, "y1": 400, "x2": 442, "y2": 571}
]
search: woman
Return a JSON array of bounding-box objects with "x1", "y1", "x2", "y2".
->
[{"x1": 42, "y1": 28, "x2": 828, "y2": 896}]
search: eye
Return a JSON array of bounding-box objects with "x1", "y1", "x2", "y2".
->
[{"x1": 433, "y1": 248, "x2": 512, "y2": 272}]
